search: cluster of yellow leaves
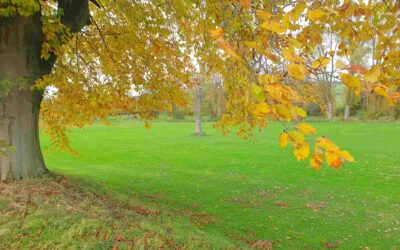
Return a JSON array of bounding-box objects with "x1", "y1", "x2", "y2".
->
[
  {"x1": 35, "y1": 0, "x2": 192, "y2": 151},
  {"x1": 279, "y1": 126, "x2": 313, "y2": 161},
  {"x1": 209, "y1": 0, "x2": 400, "y2": 169},
  {"x1": 312, "y1": 137, "x2": 355, "y2": 169},
  {"x1": 338, "y1": 64, "x2": 398, "y2": 106},
  {"x1": 278, "y1": 124, "x2": 354, "y2": 169}
]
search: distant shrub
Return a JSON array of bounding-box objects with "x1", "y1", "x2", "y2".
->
[
  {"x1": 172, "y1": 110, "x2": 185, "y2": 120},
  {"x1": 304, "y1": 103, "x2": 322, "y2": 117}
]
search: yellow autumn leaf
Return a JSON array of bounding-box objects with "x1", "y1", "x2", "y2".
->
[
  {"x1": 254, "y1": 102, "x2": 270, "y2": 117},
  {"x1": 307, "y1": 9, "x2": 327, "y2": 21},
  {"x1": 310, "y1": 148, "x2": 323, "y2": 170},
  {"x1": 291, "y1": 2, "x2": 306, "y2": 22},
  {"x1": 219, "y1": 42, "x2": 242, "y2": 61},
  {"x1": 279, "y1": 132, "x2": 289, "y2": 148},
  {"x1": 243, "y1": 41, "x2": 278, "y2": 62},
  {"x1": 274, "y1": 104, "x2": 291, "y2": 121},
  {"x1": 311, "y1": 57, "x2": 330, "y2": 69},
  {"x1": 335, "y1": 60, "x2": 346, "y2": 69},
  {"x1": 239, "y1": 0, "x2": 251, "y2": 10},
  {"x1": 260, "y1": 74, "x2": 274, "y2": 84},
  {"x1": 282, "y1": 14, "x2": 290, "y2": 29},
  {"x1": 364, "y1": 65, "x2": 381, "y2": 83},
  {"x1": 289, "y1": 130, "x2": 306, "y2": 144},
  {"x1": 255, "y1": 10, "x2": 272, "y2": 21},
  {"x1": 243, "y1": 41, "x2": 257, "y2": 48},
  {"x1": 282, "y1": 47, "x2": 304, "y2": 63},
  {"x1": 294, "y1": 142, "x2": 310, "y2": 161},
  {"x1": 287, "y1": 63, "x2": 310, "y2": 81},
  {"x1": 293, "y1": 106, "x2": 307, "y2": 118},
  {"x1": 315, "y1": 137, "x2": 339, "y2": 152},
  {"x1": 260, "y1": 20, "x2": 286, "y2": 33},
  {"x1": 340, "y1": 150, "x2": 355, "y2": 162},
  {"x1": 339, "y1": 73, "x2": 361, "y2": 96},
  {"x1": 295, "y1": 123, "x2": 317, "y2": 135},
  {"x1": 208, "y1": 28, "x2": 224, "y2": 40},
  {"x1": 374, "y1": 85, "x2": 396, "y2": 107}
]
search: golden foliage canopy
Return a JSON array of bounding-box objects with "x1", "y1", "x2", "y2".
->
[{"x1": 2, "y1": 0, "x2": 399, "y2": 169}]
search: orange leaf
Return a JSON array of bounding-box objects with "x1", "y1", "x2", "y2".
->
[
  {"x1": 310, "y1": 148, "x2": 323, "y2": 170},
  {"x1": 208, "y1": 28, "x2": 224, "y2": 40},
  {"x1": 325, "y1": 151, "x2": 344, "y2": 169},
  {"x1": 239, "y1": 0, "x2": 251, "y2": 10},
  {"x1": 347, "y1": 65, "x2": 367, "y2": 74}
]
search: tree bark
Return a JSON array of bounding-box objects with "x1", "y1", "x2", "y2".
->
[
  {"x1": 0, "y1": 86, "x2": 47, "y2": 181},
  {"x1": 343, "y1": 87, "x2": 352, "y2": 121},
  {"x1": 344, "y1": 104, "x2": 350, "y2": 121},
  {"x1": 0, "y1": 16, "x2": 48, "y2": 181},
  {"x1": 326, "y1": 99, "x2": 334, "y2": 121},
  {"x1": 194, "y1": 84, "x2": 202, "y2": 135}
]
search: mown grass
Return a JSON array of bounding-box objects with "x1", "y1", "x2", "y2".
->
[{"x1": 1, "y1": 120, "x2": 399, "y2": 249}]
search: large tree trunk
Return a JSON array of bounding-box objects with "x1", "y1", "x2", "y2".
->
[
  {"x1": 0, "y1": 16, "x2": 48, "y2": 181},
  {"x1": 0, "y1": 1, "x2": 90, "y2": 181},
  {"x1": 0, "y1": 86, "x2": 47, "y2": 181}
]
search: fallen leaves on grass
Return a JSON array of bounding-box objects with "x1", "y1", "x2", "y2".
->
[
  {"x1": 253, "y1": 240, "x2": 273, "y2": 250},
  {"x1": 274, "y1": 201, "x2": 290, "y2": 208},
  {"x1": 228, "y1": 233, "x2": 274, "y2": 249},
  {"x1": 225, "y1": 197, "x2": 264, "y2": 207},
  {"x1": 307, "y1": 202, "x2": 326, "y2": 211},
  {"x1": 185, "y1": 210, "x2": 216, "y2": 226},
  {"x1": 259, "y1": 190, "x2": 275, "y2": 199},
  {"x1": 0, "y1": 175, "x2": 230, "y2": 249},
  {"x1": 322, "y1": 241, "x2": 339, "y2": 249}
]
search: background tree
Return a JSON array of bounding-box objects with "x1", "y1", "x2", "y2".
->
[
  {"x1": 204, "y1": 73, "x2": 226, "y2": 121},
  {"x1": 192, "y1": 75, "x2": 204, "y2": 135},
  {"x1": 344, "y1": 45, "x2": 370, "y2": 120}
]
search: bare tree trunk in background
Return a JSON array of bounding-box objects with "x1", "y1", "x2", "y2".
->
[
  {"x1": 326, "y1": 99, "x2": 334, "y2": 120},
  {"x1": 325, "y1": 82, "x2": 334, "y2": 120},
  {"x1": 194, "y1": 84, "x2": 202, "y2": 135},
  {"x1": 344, "y1": 104, "x2": 350, "y2": 121},
  {"x1": 343, "y1": 87, "x2": 352, "y2": 121}
]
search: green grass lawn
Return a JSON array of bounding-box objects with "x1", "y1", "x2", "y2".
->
[{"x1": 40, "y1": 120, "x2": 399, "y2": 249}]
